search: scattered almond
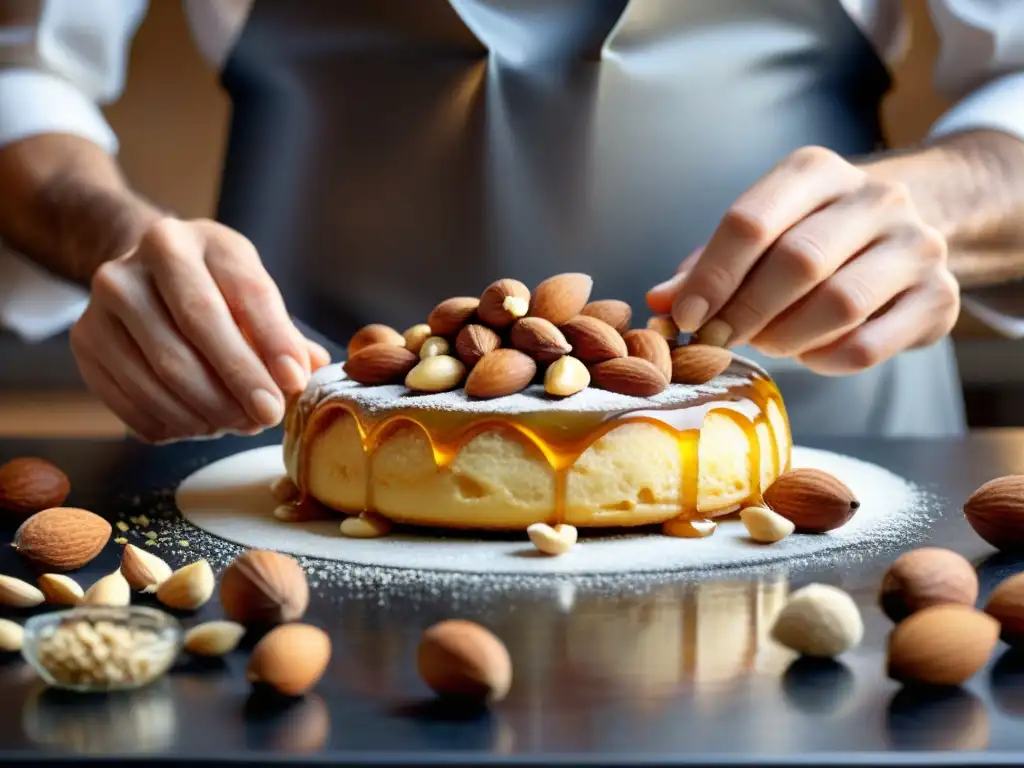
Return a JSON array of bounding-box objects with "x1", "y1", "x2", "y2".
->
[
  {"x1": 771, "y1": 583, "x2": 863, "y2": 658},
  {"x1": 740, "y1": 505, "x2": 795, "y2": 543},
  {"x1": 38, "y1": 573, "x2": 84, "y2": 605},
  {"x1": 0, "y1": 574, "x2": 45, "y2": 607},
  {"x1": 622, "y1": 329, "x2": 672, "y2": 381},
  {"x1": 270, "y1": 475, "x2": 299, "y2": 504},
  {"x1": 544, "y1": 356, "x2": 590, "y2": 397},
  {"x1": 879, "y1": 547, "x2": 979, "y2": 623},
  {"x1": 419, "y1": 336, "x2": 451, "y2": 360},
  {"x1": 120, "y1": 543, "x2": 173, "y2": 593},
  {"x1": 964, "y1": 475, "x2": 1024, "y2": 552},
  {"x1": 406, "y1": 355, "x2": 467, "y2": 393},
  {"x1": 763, "y1": 468, "x2": 860, "y2": 533},
  {"x1": 156, "y1": 560, "x2": 216, "y2": 611},
  {"x1": 418, "y1": 619, "x2": 512, "y2": 703},
  {"x1": 465, "y1": 349, "x2": 537, "y2": 399},
  {"x1": 13, "y1": 507, "x2": 111, "y2": 571},
  {"x1": 402, "y1": 323, "x2": 433, "y2": 356},
  {"x1": 695, "y1": 318, "x2": 733, "y2": 348},
  {"x1": 985, "y1": 572, "x2": 1024, "y2": 645},
  {"x1": 887, "y1": 604, "x2": 999, "y2": 686},
  {"x1": 455, "y1": 325, "x2": 501, "y2": 368},
  {"x1": 340, "y1": 511, "x2": 393, "y2": 539},
  {"x1": 0, "y1": 457, "x2": 71, "y2": 516},
  {"x1": 561, "y1": 316, "x2": 627, "y2": 363},
  {"x1": 0, "y1": 619, "x2": 23, "y2": 652},
  {"x1": 509, "y1": 317, "x2": 572, "y2": 362},
  {"x1": 528, "y1": 273, "x2": 593, "y2": 326},
  {"x1": 83, "y1": 570, "x2": 131, "y2": 607},
  {"x1": 581, "y1": 300, "x2": 632, "y2": 334},
  {"x1": 220, "y1": 550, "x2": 309, "y2": 625},
  {"x1": 527, "y1": 522, "x2": 577, "y2": 556},
  {"x1": 343, "y1": 344, "x2": 419, "y2": 385},
  {"x1": 347, "y1": 324, "x2": 405, "y2": 358},
  {"x1": 478, "y1": 279, "x2": 531, "y2": 329},
  {"x1": 184, "y1": 621, "x2": 246, "y2": 657},
  {"x1": 248, "y1": 623, "x2": 332, "y2": 696},
  {"x1": 646, "y1": 315, "x2": 679, "y2": 343},
  {"x1": 589, "y1": 357, "x2": 668, "y2": 397},
  {"x1": 428, "y1": 297, "x2": 480, "y2": 336},
  {"x1": 670, "y1": 344, "x2": 732, "y2": 384}
]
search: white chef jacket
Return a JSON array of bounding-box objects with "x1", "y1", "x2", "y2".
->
[{"x1": 1, "y1": 0, "x2": 1023, "y2": 342}]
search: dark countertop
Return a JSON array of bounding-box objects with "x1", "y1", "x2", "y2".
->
[{"x1": 1, "y1": 431, "x2": 1024, "y2": 767}]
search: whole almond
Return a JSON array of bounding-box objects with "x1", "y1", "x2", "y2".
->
[
  {"x1": 406, "y1": 355, "x2": 467, "y2": 393},
  {"x1": 248, "y1": 623, "x2": 332, "y2": 696},
  {"x1": 83, "y1": 570, "x2": 131, "y2": 607},
  {"x1": 670, "y1": 344, "x2": 732, "y2": 384},
  {"x1": 185, "y1": 621, "x2": 246, "y2": 657},
  {"x1": 347, "y1": 324, "x2": 405, "y2": 358},
  {"x1": 0, "y1": 574, "x2": 45, "y2": 607},
  {"x1": 590, "y1": 357, "x2": 668, "y2": 397},
  {"x1": 0, "y1": 457, "x2": 70, "y2": 517},
  {"x1": 879, "y1": 547, "x2": 979, "y2": 623},
  {"x1": 647, "y1": 315, "x2": 680, "y2": 343},
  {"x1": 455, "y1": 324, "x2": 502, "y2": 368},
  {"x1": 157, "y1": 560, "x2": 216, "y2": 611},
  {"x1": 509, "y1": 317, "x2": 572, "y2": 362},
  {"x1": 402, "y1": 323, "x2": 433, "y2": 355},
  {"x1": 428, "y1": 297, "x2": 480, "y2": 336},
  {"x1": 985, "y1": 572, "x2": 1024, "y2": 645},
  {"x1": 964, "y1": 475, "x2": 1024, "y2": 551},
  {"x1": 38, "y1": 573, "x2": 84, "y2": 605},
  {"x1": 622, "y1": 329, "x2": 672, "y2": 381},
  {"x1": 418, "y1": 619, "x2": 512, "y2": 702},
  {"x1": 529, "y1": 273, "x2": 593, "y2": 326},
  {"x1": 581, "y1": 300, "x2": 632, "y2": 334},
  {"x1": 0, "y1": 619, "x2": 23, "y2": 652},
  {"x1": 763, "y1": 468, "x2": 860, "y2": 534},
  {"x1": 120, "y1": 543, "x2": 173, "y2": 592},
  {"x1": 887, "y1": 604, "x2": 999, "y2": 686},
  {"x1": 220, "y1": 550, "x2": 309, "y2": 625},
  {"x1": 343, "y1": 343, "x2": 418, "y2": 386},
  {"x1": 561, "y1": 316, "x2": 627, "y2": 363},
  {"x1": 478, "y1": 279, "x2": 531, "y2": 329},
  {"x1": 13, "y1": 507, "x2": 111, "y2": 571},
  {"x1": 465, "y1": 349, "x2": 537, "y2": 399},
  {"x1": 544, "y1": 356, "x2": 590, "y2": 397}
]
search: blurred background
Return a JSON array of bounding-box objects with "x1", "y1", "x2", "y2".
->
[{"x1": 0, "y1": 0, "x2": 1020, "y2": 436}]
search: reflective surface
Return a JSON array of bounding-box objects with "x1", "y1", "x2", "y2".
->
[{"x1": 0, "y1": 431, "x2": 1023, "y2": 765}]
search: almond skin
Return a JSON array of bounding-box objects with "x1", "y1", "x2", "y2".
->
[
  {"x1": 455, "y1": 324, "x2": 502, "y2": 368},
  {"x1": 0, "y1": 457, "x2": 70, "y2": 517},
  {"x1": 622, "y1": 329, "x2": 672, "y2": 381},
  {"x1": 879, "y1": 547, "x2": 979, "y2": 623},
  {"x1": 887, "y1": 604, "x2": 999, "y2": 686},
  {"x1": 589, "y1": 357, "x2": 668, "y2": 397},
  {"x1": 428, "y1": 297, "x2": 480, "y2": 337},
  {"x1": 248, "y1": 623, "x2": 331, "y2": 697},
  {"x1": 417, "y1": 619, "x2": 512, "y2": 703},
  {"x1": 343, "y1": 343, "x2": 418, "y2": 385},
  {"x1": 13, "y1": 507, "x2": 111, "y2": 571},
  {"x1": 220, "y1": 550, "x2": 310, "y2": 625},
  {"x1": 509, "y1": 317, "x2": 572, "y2": 362},
  {"x1": 763, "y1": 468, "x2": 860, "y2": 533},
  {"x1": 464, "y1": 349, "x2": 537, "y2": 399},
  {"x1": 478, "y1": 279, "x2": 530, "y2": 329},
  {"x1": 670, "y1": 344, "x2": 732, "y2": 384},
  {"x1": 528, "y1": 273, "x2": 593, "y2": 326},
  {"x1": 985, "y1": 572, "x2": 1024, "y2": 645},
  {"x1": 581, "y1": 300, "x2": 632, "y2": 334},
  {"x1": 347, "y1": 324, "x2": 405, "y2": 358},
  {"x1": 560, "y1": 316, "x2": 627, "y2": 363},
  {"x1": 964, "y1": 475, "x2": 1024, "y2": 552}
]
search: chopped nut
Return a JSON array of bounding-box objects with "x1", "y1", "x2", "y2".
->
[
  {"x1": 114, "y1": 537, "x2": 128, "y2": 545},
  {"x1": 740, "y1": 505, "x2": 795, "y2": 543},
  {"x1": 115, "y1": 521, "x2": 130, "y2": 533},
  {"x1": 527, "y1": 522, "x2": 578, "y2": 555},
  {"x1": 177, "y1": 540, "x2": 189, "y2": 548}
]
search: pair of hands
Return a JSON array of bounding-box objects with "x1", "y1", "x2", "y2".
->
[{"x1": 71, "y1": 146, "x2": 960, "y2": 443}]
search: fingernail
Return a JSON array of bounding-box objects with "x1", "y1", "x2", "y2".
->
[
  {"x1": 696, "y1": 318, "x2": 733, "y2": 348},
  {"x1": 249, "y1": 388, "x2": 285, "y2": 426},
  {"x1": 673, "y1": 295, "x2": 710, "y2": 333},
  {"x1": 274, "y1": 355, "x2": 308, "y2": 394}
]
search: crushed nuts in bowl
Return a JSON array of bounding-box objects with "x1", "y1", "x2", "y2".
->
[{"x1": 21, "y1": 606, "x2": 182, "y2": 692}]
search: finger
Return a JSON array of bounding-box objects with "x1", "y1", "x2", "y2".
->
[
  {"x1": 646, "y1": 246, "x2": 705, "y2": 313},
  {"x1": 751, "y1": 224, "x2": 946, "y2": 357},
  {"x1": 306, "y1": 339, "x2": 331, "y2": 371},
  {"x1": 671, "y1": 147, "x2": 865, "y2": 331},
  {"x1": 92, "y1": 259, "x2": 256, "y2": 430},
  {"x1": 714, "y1": 182, "x2": 914, "y2": 347},
  {"x1": 795, "y1": 271, "x2": 960, "y2": 376},
  {"x1": 139, "y1": 221, "x2": 286, "y2": 427}
]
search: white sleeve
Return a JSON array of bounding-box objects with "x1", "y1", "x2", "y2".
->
[{"x1": 0, "y1": 0, "x2": 148, "y2": 343}]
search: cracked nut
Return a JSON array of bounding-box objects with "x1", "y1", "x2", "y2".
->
[
  {"x1": 0, "y1": 618, "x2": 23, "y2": 652},
  {"x1": 83, "y1": 571, "x2": 131, "y2": 607},
  {"x1": 184, "y1": 621, "x2": 246, "y2": 657},
  {"x1": 156, "y1": 560, "x2": 215, "y2": 611},
  {"x1": 544, "y1": 355, "x2": 590, "y2": 397},
  {"x1": 340, "y1": 511, "x2": 392, "y2": 539},
  {"x1": 646, "y1": 315, "x2": 679, "y2": 342},
  {"x1": 402, "y1": 324, "x2": 433, "y2": 356},
  {"x1": 771, "y1": 583, "x2": 863, "y2": 658},
  {"x1": 478, "y1": 278, "x2": 530, "y2": 328},
  {"x1": 740, "y1": 505, "x2": 795, "y2": 543},
  {"x1": 39, "y1": 573, "x2": 84, "y2": 605},
  {"x1": 0, "y1": 574, "x2": 45, "y2": 608},
  {"x1": 419, "y1": 336, "x2": 451, "y2": 360},
  {"x1": 406, "y1": 355, "x2": 467, "y2": 393},
  {"x1": 121, "y1": 544, "x2": 173, "y2": 593},
  {"x1": 526, "y1": 522, "x2": 577, "y2": 555}
]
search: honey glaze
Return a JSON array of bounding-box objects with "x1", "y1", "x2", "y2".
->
[{"x1": 295, "y1": 358, "x2": 789, "y2": 534}]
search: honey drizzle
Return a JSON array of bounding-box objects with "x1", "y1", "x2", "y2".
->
[{"x1": 296, "y1": 362, "x2": 789, "y2": 530}]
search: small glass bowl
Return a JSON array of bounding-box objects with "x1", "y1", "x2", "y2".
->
[{"x1": 21, "y1": 606, "x2": 183, "y2": 693}]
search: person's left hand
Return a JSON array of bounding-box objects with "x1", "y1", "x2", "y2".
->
[{"x1": 646, "y1": 146, "x2": 961, "y2": 375}]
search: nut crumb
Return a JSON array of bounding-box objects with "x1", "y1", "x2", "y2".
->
[
  {"x1": 177, "y1": 540, "x2": 190, "y2": 548},
  {"x1": 114, "y1": 537, "x2": 128, "y2": 545},
  {"x1": 115, "y1": 521, "x2": 129, "y2": 533},
  {"x1": 145, "y1": 531, "x2": 158, "y2": 540},
  {"x1": 143, "y1": 540, "x2": 157, "y2": 547}
]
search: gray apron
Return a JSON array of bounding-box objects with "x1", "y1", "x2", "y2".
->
[{"x1": 217, "y1": 0, "x2": 966, "y2": 438}]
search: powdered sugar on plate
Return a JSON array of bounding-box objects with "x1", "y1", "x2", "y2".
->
[{"x1": 174, "y1": 444, "x2": 933, "y2": 576}]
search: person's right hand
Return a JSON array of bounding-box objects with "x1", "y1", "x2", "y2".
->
[{"x1": 70, "y1": 217, "x2": 330, "y2": 443}]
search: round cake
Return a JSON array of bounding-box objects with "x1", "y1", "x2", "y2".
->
[{"x1": 282, "y1": 356, "x2": 791, "y2": 533}]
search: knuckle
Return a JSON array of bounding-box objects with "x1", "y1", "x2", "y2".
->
[
  {"x1": 90, "y1": 262, "x2": 126, "y2": 301},
  {"x1": 789, "y1": 145, "x2": 838, "y2": 171},
  {"x1": 722, "y1": 296, "x2": 766, "y2": 330},
  {"x1": 861, "y1": 179, "x2": 911, "y2": 208},
  {"x1": 843, "y1": 336, "x2": 882, "y2": 371},
  {"x1": 822, "y1": 278, "x2": 873, "y2": 325},
  {"x1": 139, "y1": 217, "x2": 187, "y2": 255},
  {"x1": 915, "y1": 225, "x2": 948, "y2": 263},
  {"x1": 722, "y1": 206, "x2": 772, "y2": 244},
  {"x1": 775, "y1": 234, "x2": 828, "y2": 282}
]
